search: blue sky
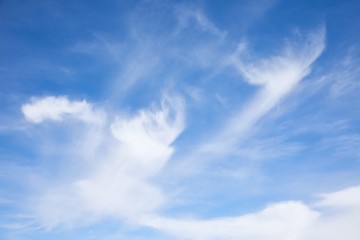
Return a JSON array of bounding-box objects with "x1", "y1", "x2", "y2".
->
[{"x1": 0, "y1": 0, "x2": 360, "y2": 239}]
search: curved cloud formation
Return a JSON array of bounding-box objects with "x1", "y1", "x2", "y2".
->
[
  {"x1": 21, "y1": 96, "x2": 184, "y2": 229},
  {"x1": 144, "y1": 201, "x2": 319, "y2": 240},
  {"x1": 192, "y1": 26, "x2": 326, "y2": 159},
  {"x1": 142, "y1": 186, "x2": 360, "y2": 240}
]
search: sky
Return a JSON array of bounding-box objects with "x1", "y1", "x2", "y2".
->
[{"x1": 0, "y1": 0, "x2": 360, "y2": 239}]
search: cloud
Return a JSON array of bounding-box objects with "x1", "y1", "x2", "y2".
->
[
  {"x1": 24, "y1": 95, "x2": 185, "y2": 229},
  {"x1": 327, "y1": 49, "x2": 360, "y2": 100},
  {"x1": 21, "y1": 96, "x2": 104, "y2": 124},
  {"x1": 110, "y1": 96, "x2": 185, "y2": 177},
  {"x1": 1, "y1": 0, "x2": 358, "y2": 239},
  {"x1": 142, "y1": 185, "x2": 360, "y2": 240},
  {"x1": 315, "y1": 186, "x2": 360, "y2": 208},
  {"x1": 174, "y1": 6, "x2": 226, "y2": 39},
  {"x1": 143, "y1": 201, "x2": 319, "y2": 240},
  {"x1": 198, "y1": 26, "x2": 326, "y2": 156},
  {"x1": 305, "y1": 186, "x2": 360, "y2": 240}
]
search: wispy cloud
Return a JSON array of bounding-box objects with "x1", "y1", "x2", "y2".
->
[
  {"x1": 20, "y1": 95, "x2": 185, "y2": 229},
  {"x1": 174, "y1": 5, "x2": 226, "y2": 39},
  {"x1": 327, "y1": 48, "x2": 360, "y2": 100},
  {"x1": 67, "y1": 2, "x2": 229, "y2": 103},
  {"x1": 198, "y1": 26, "x2": 326, "y2": 156},
  {"x1": 1, "y1": 1, "x2": 359, "y2": 239}
]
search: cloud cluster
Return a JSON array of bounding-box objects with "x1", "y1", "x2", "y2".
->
[
  {"x1": 19, "y1": 90, "x2": 360, "y2": 239},
  {"x1": 21, "y1": 96, "x2": 184, "y2": 229},
  {"x1": 4, "y1": 2, "x2": 358, "y2": 239}
]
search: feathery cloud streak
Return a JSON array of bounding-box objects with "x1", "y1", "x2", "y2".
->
[
  {"x1": 199, "y1": 27, "x2": 326, "y2": 156},
  {"x1": 20, "y1": 95, "x2": 184, "y2": 229}
]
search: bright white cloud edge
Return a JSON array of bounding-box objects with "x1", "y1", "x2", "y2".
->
[{"x1": 142, "y1": 186, "x2": 360, "y2": 240}]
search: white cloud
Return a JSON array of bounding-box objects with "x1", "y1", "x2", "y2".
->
[
  {"x1": 142, "y1": 185, "x2": 360, "y2": 240},
  {"x1": 25, "y1": 95, "x2": 185, "y2": 229},
  {"x1": 143, "y1": 201, "x2": 319, "y2": 240},
  {"x1": 304, "y1": 186, "x2": 360, "y2": 240},
  {"x1": 110, "y1": 96, "x2": 185, "y2": 177},
  {"x1": 198, "y1": 26, "x2": 326, "y2": 156},
  {"x1": 315, "y1": 186, "x2": 360, "y2": 208},
  {"x1": 21, "y1": 96, "x2": 104, "y2": 124}
]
